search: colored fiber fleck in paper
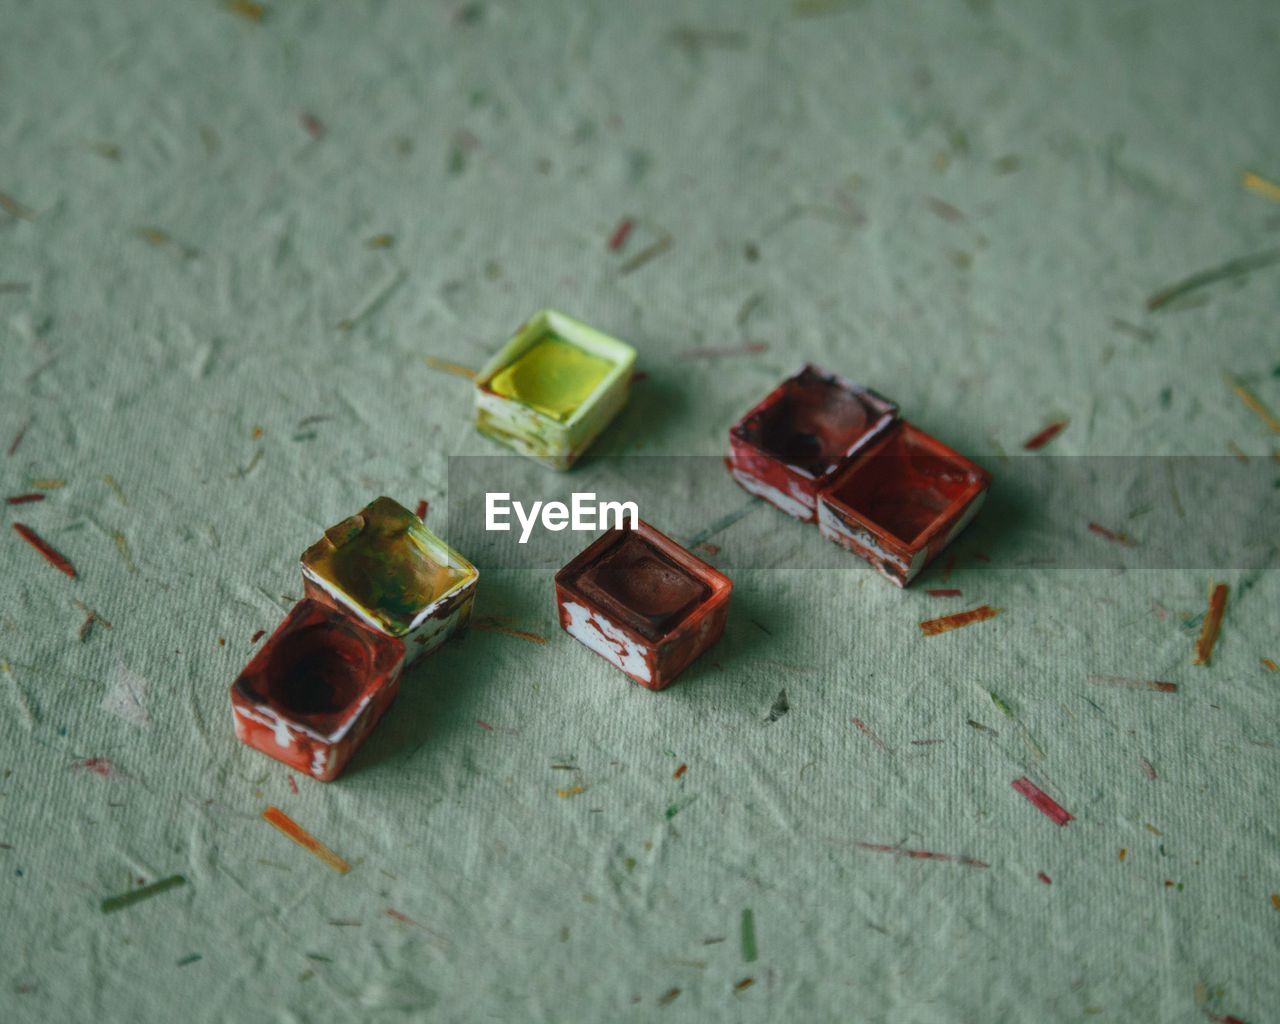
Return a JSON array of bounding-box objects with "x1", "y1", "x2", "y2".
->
[
  {"x1": 12, "y1": 523, "x2": 77, "y2": 578},
  {"x1": 680, "y1": 341, "x2": 769, "y2": 360},
  {"x1": 262, "y1": 806, "x2": 351, "y2": 873},
  {"x1": 1227, "y1": 377, "x2": 1280, "y2": 433},
  {"x1": 1088, "y1": 674, "x2": 1177, "y2": 693},
  {"x1": 424, "y1": 355, "x2": 477, "y2": 379},
  {"x1": 489, "y1": 336, "x2": 614, "y2": 420},
  {"x1": 113, "y1": 532, "x2": 137, "y2": 573},
  {"x1": 101, "y1": 874, "x2": 186, "y2": 914},
  {"x1": 7, "y1": 418, "x2": 30, "y2": 456},
  {"x1": 1011, "y1": 777, "x2": 1073, "y2": 826},
  {"x1": 1243, "y1": 169, "x2": 1280, "y2": 202},
  {"x1": 1023, "y1": 420, "x2": 1068, "y2": 450},
  {"x1": 1088, "y1": 522, "x2": 1135, "y2": 545},
  {"x1": 0, "y1": 190, "x2": 36, "y2": 220},
  {"x1": 851, "y1": 718, "x2": 888, "y2": 750},
  {"x1": 1193, "y1": 583, "x2": 1228, "y2": 665},
  {"x1": 103, "y1": 474, "x2": 128, "y2": 504},
  {"x1": 556, "y1": 786, "x2": 585, "y2": 799},
  {"x1": 856, "y1": 843, "x2": 989, "y2": 868},
  {"x1": 740, "y1": 909, "x2": 757, "y2": 962},
  {"x1": 74, "y1": 756, "x2": 115, "y2": 777},
  {"x1": 299, "y1": 112, "x2": 326, "y2": 140},
  {"x1": 919, "y1": 605, "x2": 1001, "y2": 636},
  {"x1": 618, "y1": 235, "x2": 672, "y2": 275},
  {"x1": 473, "y1": 620, "x2": 548, "y2": 645},
  {"x1": 607, "y1": 217, "x2": 634, "y2": 251},
  {"x1": 227, "y1": 0, "x2": 265, "y2": 21},
  {"x1": 1146, "y1": 249, "x2": 1280, "y2": 311}
]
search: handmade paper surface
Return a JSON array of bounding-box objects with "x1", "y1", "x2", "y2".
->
[{"x1": 1, "y1": 1, "x2": 1278, "y2": 1022}]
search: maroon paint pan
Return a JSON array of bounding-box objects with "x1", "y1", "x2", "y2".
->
[
  {"x1": 230, "y1": 599, "x2": 405, "y2": 781},
  {"x1": 555, "y1": 521, "x2": 732, "y2": 690},
  {"x1": 727, "y1": 364, "x2": 898, "y2": 522},
  {"x1": 816, "y1": 421, "x2": 989, "y2": 586}
]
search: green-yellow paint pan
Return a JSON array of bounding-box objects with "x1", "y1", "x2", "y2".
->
[
  {"x1": 474, "y1": 310, "x2": 636, "y2": 470},
  {"x1": 301, "y1": 496, "x2": 478, "y2": 668}
]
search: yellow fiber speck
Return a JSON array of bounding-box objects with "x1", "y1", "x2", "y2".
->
[{"x1": 1243, "y1": 169, "x2": 1280, "y2": 203}]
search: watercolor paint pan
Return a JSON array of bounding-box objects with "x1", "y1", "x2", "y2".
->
[
  {"x1": 727, "y1": 364, "x2": 898, "y2": 522},
  {"x1": 474, "y1": 309, "x2": 636, "y2": 470},
  {"x1": 230, "y1": 599, "x2": 404, "y2": 781},
  {"x1": 816, "y1": 421, "x2": 989, "y2": 586},
  {"x1": 555, "y1": 520, "x2": 732, "y2": 691},
  {"x1": 301, "y1": 496, "x2": 478, "y2": 667}
]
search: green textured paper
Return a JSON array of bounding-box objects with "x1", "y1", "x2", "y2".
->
[{"x1": 1, "y1": 2, "x2": 1278, "y2": 1022}]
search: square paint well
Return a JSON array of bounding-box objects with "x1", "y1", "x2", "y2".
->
[
  {"x1": 728, "y1": 364, "x2": 897, "y2": 521},
  {"x1": 230, "y1": 599, "x2": 405, "y2": 782},
  {"x1": 555, "y1": 521, "x2": 732, "y2": 691},
  {"x1": 488, "y1": 336, "x2": 615, "y2": 421},
  {"x1": 816, "y1": 422, "x2": 989, "y2": 586},
  {"x1": 475, "y1": 309, "x2": 636, "y2": 470},
  {"x1": 574, "y1": 530, "x2": 711, "y2": 642},
  {"x1": 301, "y1": 496, "x2": 478, "y2": 666}
]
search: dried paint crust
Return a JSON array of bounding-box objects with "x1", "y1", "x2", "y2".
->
[
  {"x1": 555, "y1": 521, "x2": 732, "y2": 690},
  {"x1": 474, "y1": 309, "x2": 636, "y2": 470},
  {"x1": 301, "y1": 496, "x2": 478, "y2": 668},
  {"x1": 727, "y1": 364, "x2": 897, "y2": 522},
  {"x1": 230, "y1": 599, "x2": 404, "y2": 781},
  {"x1": 817, "y1": 422, "x2": 989, "y2": 586}
]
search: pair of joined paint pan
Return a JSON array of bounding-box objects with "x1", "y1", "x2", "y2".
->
[
  {"x1": 230, "y1": 497, "x2": 478, "y2": 781},
  {"x1": 474, "y1": 309, "x2": 636, "y2": 470},
  {"x1": 727, "y1": 364, "x2": 990, "y2": 586}
]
